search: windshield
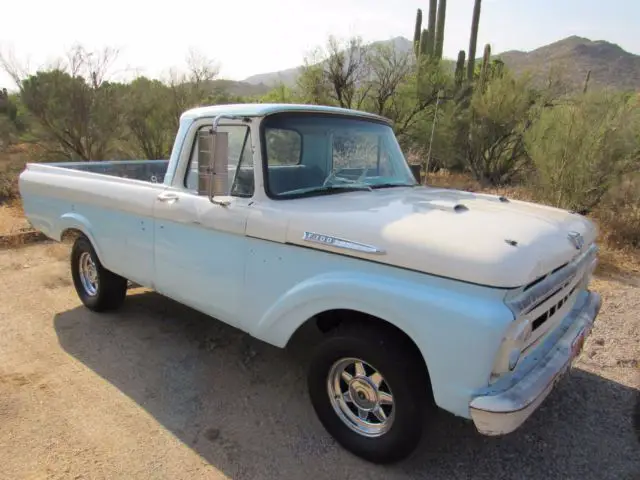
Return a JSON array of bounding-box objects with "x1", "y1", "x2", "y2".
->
[{"x1": 261, "y1": 113, "x2": 417, "y2": 198}]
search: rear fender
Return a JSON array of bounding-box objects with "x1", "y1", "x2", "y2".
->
[{"x1": 57, "y1": 212, "x2": 105, "y2": 265}]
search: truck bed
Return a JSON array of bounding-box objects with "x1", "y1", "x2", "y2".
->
[
  {"x1": 49, "y1": 159, "x2": 170, "y2": 184},
  {"x1": 19, "y1": 159, "x2": 172, "y2": 250}
]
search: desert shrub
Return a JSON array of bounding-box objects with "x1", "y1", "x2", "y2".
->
[
  {"x1": 525, "y1": 90, "x2": 639, "y2": 213},
  {"x1": 0, "y1": 156, "x2": 23, "y2": 202},
  {"x1": 452, "y1": 72, "x2": 539, "y2": 186},
  {"x1": 0, "y1": 143, "x2": 51, "y2": 203},
  {"x1": 595, "y1": 174, "x2": 640, "y2": 248}
]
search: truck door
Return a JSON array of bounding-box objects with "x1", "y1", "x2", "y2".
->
[{"x1": 152, "y1": 121, "x2": 255, "y2": 327}]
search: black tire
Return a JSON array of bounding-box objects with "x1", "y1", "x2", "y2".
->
[
  {"x1": 70, "y1": 235, "x2": 128, "y2": 312},
  {"x1": 307, "y1": 322, "x2": 434, "y2": 464}
]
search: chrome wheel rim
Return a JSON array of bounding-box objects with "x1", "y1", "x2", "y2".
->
[
  {"x1": 79, "y1": 251, "x2": 99, "y2": 296},
  {"x1": 327, "y1": 357, "x2": 395, "y2": 437}
]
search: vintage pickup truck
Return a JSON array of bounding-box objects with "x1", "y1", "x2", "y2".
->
[{"x1": 19, "y1": 103, "x2": 601, "y2": 463}]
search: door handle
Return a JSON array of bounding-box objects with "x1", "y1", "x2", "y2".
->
[{"x1": 157, "y1": 192, "x2": 180, "y2": 203}]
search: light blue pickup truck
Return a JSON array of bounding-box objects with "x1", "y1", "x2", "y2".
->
[{"x1": 19, "y1": 103, "x2": 601, "y2": 463}]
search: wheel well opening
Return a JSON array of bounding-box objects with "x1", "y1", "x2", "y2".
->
[
  {"x1": 287, "y1": 309, "x2": 434, "y2": 400},
  {"x1": 60, "y1": 228, "x2": 85, "y2": 244}
]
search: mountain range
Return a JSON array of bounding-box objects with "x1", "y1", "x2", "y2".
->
[{"x1": 237, "y1": 35, "x2": 640, "y2": 94}]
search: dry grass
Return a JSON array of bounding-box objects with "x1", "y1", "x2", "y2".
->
[
  {"x1": 0, "y1": 201, "x2": 35, "y2": 251},
  {"x1": 0, "y1": 201, "x2": 44, "y2": 250},
  {"x1": 594, "y1": 175, "x2": 640, "y2": 250},
  {"x1": 0, "y1": 202, "x2": 27, "y2": 236},
  {"x1": 598, "y1": 206, "x2": 640, "y2": 248},
  {"x1": 425, "y1": 171, "x2": 485, "y2": 192}
]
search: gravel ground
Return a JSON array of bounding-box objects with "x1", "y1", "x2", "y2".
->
[{"x1": 0, "y1": 243, "x2": 638, "y2": 480}]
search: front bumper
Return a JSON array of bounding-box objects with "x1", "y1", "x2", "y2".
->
[{"x1": 469, "y1": 290, "x2": 602, "y2": 436}]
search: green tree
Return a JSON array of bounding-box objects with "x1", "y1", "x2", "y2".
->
[
  {"x1": 166, "y1": 48, "x2": 221, "y2": 124},
  {"x1": 391, "y1": 54, "x2": 450, "y2": 142},
  {"x1": 260, "y1": 82, "x2": 295, "y2": 103},
  {"x1": 3, "y1": 45, "x2": 124, "y2": 160},
  {"x1": 20, "y1": 70, "x2": 124, "y2": 160},
  {"x1": 125, "y1": 77, "x2": 175, "y2": 159},
  {"x1": 0, "y1": 88, "x2": 19, "y2": 147},
  {"x1": 363, "y1": 43, "x2": 413, "y2": 117},
  {"x1": 322, "y1": 36, "x2": 370, "y2": 109},
  {"x1": 295, "y1": 48, "x2": 334, "y2": 106}
]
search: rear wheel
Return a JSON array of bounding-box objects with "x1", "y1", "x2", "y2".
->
[
  {"x1": 307, "y1": 323, "x2": 434, "y2": 464},
  {"x1": 70, "y1": 235, "x2": 128, "y2": 312}
]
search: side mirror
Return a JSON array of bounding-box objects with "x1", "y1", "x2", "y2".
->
[
  {"x1": 197, "y1": 129, "x2": 231, "y2": 205},
  {"x1": 409, "y1": 163, "x2": 422, "y2": 183}
]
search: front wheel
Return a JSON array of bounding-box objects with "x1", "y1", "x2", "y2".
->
[
  {"x1": 70, "y1": 235, "x2": 128, "y2": 312},
  {"x1": 307, "y1": 323, "x2": 434, "y2": 464}
]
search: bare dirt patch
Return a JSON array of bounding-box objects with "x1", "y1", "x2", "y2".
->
[
  {"x1": 0, "y1": 203, "x2": 28, "y2": 236},
  {"x1": 0, "y1": 243, "x2": 638, "y2": 480}
]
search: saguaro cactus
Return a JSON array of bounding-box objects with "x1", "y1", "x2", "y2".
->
[
  {"x1": 493, "y1": 59, "x2": 505, "y2": 78},
  {"x1": 467, "y1": 0, "x2": 482, "y2": 81},
  {"x1": 413, "y1": 1, "x2": 446, "y2": 60},
  {"x1": 419, "y1": 29, "x2": 430, "y2": 57},
  {"x1": 427, "y1": 0, "x2": 437, "y2": 57},
  {"x1": 479, "y1": 43, "x2": 491, "y2": 89},
  {"x1": 434, "y1": 0, "x2": 447, "y2": 59},
  {"x1": 413, "y1": 9, "x2": 423, "y2": 57},
  {"x1": 455, "y1": 50, "x2": 466, "y2": 86}
]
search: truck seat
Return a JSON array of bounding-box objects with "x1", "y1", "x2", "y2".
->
[{"x1": 266, "y1": 165, "x2": 324, "y2": 195}]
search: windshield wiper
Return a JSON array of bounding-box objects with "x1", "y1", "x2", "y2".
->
[
  {"x1": 370, "y1": 182, "x2": 418, "y2": 189},
  {"x1": 280, "y1": 183, "x2": 373, "y2": 196}
]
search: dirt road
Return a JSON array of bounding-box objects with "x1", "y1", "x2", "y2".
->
[{"x1": 0, "y1": 243, "x2": 638, "y2": 480}]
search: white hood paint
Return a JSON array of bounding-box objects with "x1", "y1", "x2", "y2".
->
[{"x1": 275, "y1": 187, "x2": 597, "y2": 288}]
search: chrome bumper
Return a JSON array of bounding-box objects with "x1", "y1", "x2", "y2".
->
[{"x1": 469, "y1": 290, "x2": 602, "y2": 436}]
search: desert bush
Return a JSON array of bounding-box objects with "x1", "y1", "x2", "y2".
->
[
  {"x1": 594, "y1": 174, "x2": 640, "y2": 248},
  {"x1": 462, "y1": 72, "x2": 540, "y2": 186},
  {"x1": 0, "y1": 143, "x2": 32, "y2": 202},
  {"x1": 0, "y1": 159, "x2": 22, "y2": 202},
  {"x1": 0, "y1": 88, "x2": 27, "y2": 148},
  {"x1": 525, "y1": 90, "x2": 639, "y2": 213},
  {"x1": 598, "y1": 207, "x2": 640, "y2": 249},
  {"x1": 426, "y1": 71, "x2": 542, "y2": 185}
]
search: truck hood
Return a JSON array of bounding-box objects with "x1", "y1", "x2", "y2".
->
[{"x1": 281, "y1": 186, "x2": 597, "y2": 288}]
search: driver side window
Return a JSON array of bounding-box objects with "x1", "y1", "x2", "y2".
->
[{"x1": 185, "y1": 124, "x2": 254, "y2": 197}]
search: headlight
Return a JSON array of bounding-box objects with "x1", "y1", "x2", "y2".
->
[
  {"x1": 513, "y1": 318, "x2": 533, "y2": 346},
  {"x1": 508, "y1": 348, "x2": 521, "y2": 370},
  {"x1": 492, "y1": 318, "x2": 533, "y2": 377}
]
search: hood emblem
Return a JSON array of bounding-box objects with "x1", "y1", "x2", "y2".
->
[
  {"x1": 567, "y1": 231, "x2": 584, "y2": 250},
  {"x1": 302, "y1": 231, "x2": 385, "y2": 255}
]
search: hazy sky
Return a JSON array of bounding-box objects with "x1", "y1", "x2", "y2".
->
[{"x1": 1, "y1": 0, "x2": 637, "y2": 87}]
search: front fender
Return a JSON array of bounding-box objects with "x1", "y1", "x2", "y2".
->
[
  {"x1": 253, "y1": 271, "x2": 423, "y2": 348},
  {"x1": 250, "y1": 270, "x2": 514, "y2": 418}
]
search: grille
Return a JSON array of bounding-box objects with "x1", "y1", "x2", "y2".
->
[
  {"x1": 505, "y1": 243, "x2": 597, "y2": 318},
  {"x1": 531, "y1": 284, "x2": 578, "y2": 331}
]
